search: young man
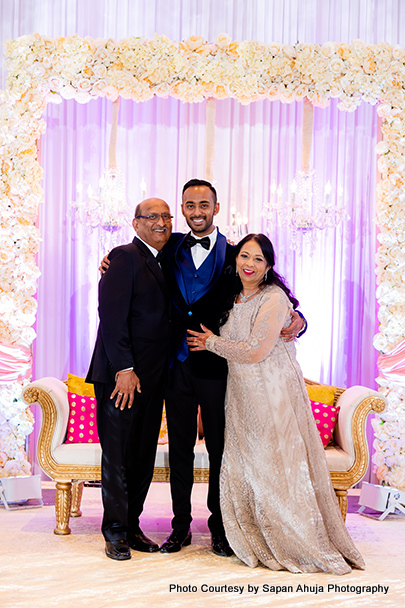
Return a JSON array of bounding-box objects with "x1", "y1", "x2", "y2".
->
[{"x1": 160, "y1": 179, "x2": 305, "y2": 556}]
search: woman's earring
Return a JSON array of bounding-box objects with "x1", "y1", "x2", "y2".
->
[{"x1": 264, "y1": 271, "x2": 268, "y2": 281}]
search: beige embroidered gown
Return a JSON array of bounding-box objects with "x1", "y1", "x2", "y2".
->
[{"x1": 206, "y1": 285, "x2": 365, "y2": 574}]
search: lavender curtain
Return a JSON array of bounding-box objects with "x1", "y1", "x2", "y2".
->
[{"x1": 2, "y1": 0, "x2": 405, "y2": 476}]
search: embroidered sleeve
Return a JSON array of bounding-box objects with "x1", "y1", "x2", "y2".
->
[{"x1": 206, "y1": 290, "x2": 290, "y2": 364}]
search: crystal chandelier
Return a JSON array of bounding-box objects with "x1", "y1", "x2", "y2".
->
[
  {"x1": 69, "y1": 98, "x2": 131, "y2": 249},
  {"x1": 262, "y1": 99, "x2": 349, "y2": 255},
  {"x1": 226, "y1": 206, "x2": 249, "y2": 242}
]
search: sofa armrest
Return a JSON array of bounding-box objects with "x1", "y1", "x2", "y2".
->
[
  {"x1": 23, "y1": 377, "x2": 69, "y2": 454},
  {"x1": 334, "y1": 386, "x2": 386, "y2": 462}
]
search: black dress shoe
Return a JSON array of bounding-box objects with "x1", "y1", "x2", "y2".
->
[
  {"x1": 160, "y1": 528, "x2": 192, "y2": 553},
  {"x1": 127, "y1": 530, "x2": 159, "y2": 553},
  {"x1": 211, "y1": 533, "x2": 234, "y2": 557},
  {"x1": 105, "y1": 539, "x2": 131, "y2": 561}
]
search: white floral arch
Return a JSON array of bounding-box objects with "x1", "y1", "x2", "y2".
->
[{"x1": 0, "y1": 33, "x2": 404, "y2": 487}]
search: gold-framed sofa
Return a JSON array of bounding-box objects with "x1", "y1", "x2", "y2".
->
[{"x1": 23, "y1": 377, "x2": 385, "y2": 534}]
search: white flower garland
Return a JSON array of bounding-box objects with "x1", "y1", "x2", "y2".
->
[{"x1": 1, "y1": 33, "x2": 404, "y2": 485}]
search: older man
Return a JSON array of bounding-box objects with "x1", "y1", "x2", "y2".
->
[{"x1": 86, "y1": 198, "x2": 173, "y2": 560}]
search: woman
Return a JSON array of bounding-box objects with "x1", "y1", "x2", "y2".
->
[{"x1": 187, "y1": 234, "x2": 364, "y2": 575}]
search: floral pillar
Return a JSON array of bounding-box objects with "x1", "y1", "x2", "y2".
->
[
  {"x1": 0, "y1": 89, "x2": 44, "y2": 477},
  {"x1": 373, "y1": 91, "x2": 405, "y2": 491}
]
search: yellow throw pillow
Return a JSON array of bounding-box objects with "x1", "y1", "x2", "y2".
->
[
  {"x1": 306, "y1": 384, "x2": 337, "y2": 407},
  {"x1": 67, "y1": 373, "x2": 95, "y2": 397}
]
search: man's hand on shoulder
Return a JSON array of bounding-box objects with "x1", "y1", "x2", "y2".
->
[
  {"x1": 110, "y1": 370, "x2": 141, "y2": 410},
  {"x1": 99, "y1": 253, "x2": 111, "y2": 276},
  {"x1": 280, "y1": 309, "x2": 305, "y2": 342}
]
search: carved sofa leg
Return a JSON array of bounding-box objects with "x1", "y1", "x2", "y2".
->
[
  {"x1": 71, "y1": 481, "x2": 84, "y2": 518},
  {"x1": 54, "y1": 481, "x2": 72, "y2": 535},
  {"x1": 335, "y1": 489, "x2": 348, "y2": 522}
]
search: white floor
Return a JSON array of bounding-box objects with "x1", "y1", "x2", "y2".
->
[{"x1": 0, "y1": 482, "x2": 404, "y2": 608}]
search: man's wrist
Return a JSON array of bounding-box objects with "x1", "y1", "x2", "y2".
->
[{"x1": 115, "y1": 367, "x2": 134, "y2": 381}]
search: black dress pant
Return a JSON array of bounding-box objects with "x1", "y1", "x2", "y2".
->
[
  {"x1": 94, "y1": 379, "x2": 164, "y2": 541},
  {"x1": 165, "y1": 358, "x2": 227, "y2": 535}
]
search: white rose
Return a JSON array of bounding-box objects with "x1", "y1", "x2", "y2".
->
[
  {"x1": 266, "y1": 83, "x2": 283, "y2": 100},
  {"x1": 268, "y1": 42, "x2": 282, "y2": 56},
  {"x1": 215, "y1": 33, "x2": 231, "y2": 49},
  {"x1": 60, "y1": 85, "x2": 76, "y2": 100},
  {"x1": 372, "y1": 450, "x2": 386, "y2": 466},
  {"x1": 283, "y1": 45, "x2": 296, "y2": 58},
  {"x1": 93, "y1": 64, "x2": 107, "y2": 79},
  {"x1": 77, "y1": 78, "x2": 91, "y2": 91},
  {"x1": 375, "y1": 464, "x2": 388, "y2": 480},
  {"x1": 378, "y1": 156, "x2": 388, "y2": 174},
  {"x1": 375, "y1": 141, "x2": 390, "y2": 155},
  {"x1": 373, "y1": 332, "x2": 389, "y2": 352},
  {"x1": 392, "y1": 45, "x2": 405, "y2": 61},
  {"x1": 184, "y1": 35, "x2": 205, "y2": 51},
  {"x1": 280, "y1": 88, "x2": 295, "y2": 104},
  {"x1": 153, "y1": 82, "x2": 171, "y2": 99},
  {"x1": 294, "y1": 84, "x2": 308, "y2": 102},
  {"x1": 91, "y1": 80, "x2": 107, "y2": 96},
  {"x1": 320, "y1": 42, "x2": 335, "y2": 58},
  {"x1": 329, "y1": 58, "x2": 344, "y2": 74},
  {"x1": 377, "y1": 102, "x2": 393, "y2": 119}
]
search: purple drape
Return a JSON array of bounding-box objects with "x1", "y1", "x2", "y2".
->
[{"x1": 2, "y1": 0, "x2": 405, "y2": 478}]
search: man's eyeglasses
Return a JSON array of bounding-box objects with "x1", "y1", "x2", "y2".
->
[{"x1": 135, "y1": 213, "x2": 173, "y2": 222}]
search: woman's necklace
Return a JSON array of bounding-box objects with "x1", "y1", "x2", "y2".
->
[{"x1": 239, "y1": 286, "x2": 263, "y2": 303}]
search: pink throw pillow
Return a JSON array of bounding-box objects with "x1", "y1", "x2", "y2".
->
[
  {"x1": 310, "y1": 400, "x2": 340, "y2": 447},
  {"x1": 66, "y1": 392, "x2": 100, "y2": 443}
]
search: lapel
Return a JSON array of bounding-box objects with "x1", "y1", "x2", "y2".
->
[
  {"x1": 172, "y1": 234, "x2": 189, "y2": 304},
  {"x1": 172, "y1": 230, "x2": 227, "y2": 305},
  {"x1": 133, "y1": 237, "x2": 169, "y2": 301}
]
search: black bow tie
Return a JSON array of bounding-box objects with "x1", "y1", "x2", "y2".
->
[{"x1": 184, "y1": 234, "x2": 211, "y2": 250}]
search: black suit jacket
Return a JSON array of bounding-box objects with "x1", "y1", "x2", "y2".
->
[
  {"x1": 164, "y1": 231, "x2": 235, "y2": 379},
  {"x1": 86, "y1": 237, "x2": 171, "y2": 390}
]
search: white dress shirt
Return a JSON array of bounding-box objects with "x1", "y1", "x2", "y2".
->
[
  {"x1": 136, "y1": 236, "x2": 160, "y2": 258},
  {"x1": 190, "y1": 227, "x2": 218, "y2": 269}
]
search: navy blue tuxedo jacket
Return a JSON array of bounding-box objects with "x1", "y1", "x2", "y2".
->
[{"x1": 164, "y1": 231, "x2": 235, "y2": 379}]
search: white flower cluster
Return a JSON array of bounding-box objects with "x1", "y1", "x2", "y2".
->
[
  {"x1": 0, "y1": 87, "x2": 43, "y2": 476},
  {"x1": 2, "y1": 33, "x2": 405, "y2": 485},
  {"x1": 371, "y1": 383, "x2": 405, "y2": 490},
  {"x1": 0, "y1": 382, "x2": 33, "y2": 477},
  {"x1": 3, "y1": 34, "x2": 400, "y2": 109},
  {"x1": 372, "y1": 80, "x2": 405, "y2": 490}
]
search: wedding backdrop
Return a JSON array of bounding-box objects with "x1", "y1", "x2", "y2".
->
[{"x1": 1, "y1": 1, "x2": 405, "y2": 491}]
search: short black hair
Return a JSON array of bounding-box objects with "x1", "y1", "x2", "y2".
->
[
  {"x1": 134, "y1": 202, "x2": 142, "y2": 218},
  {"x1": 182, "y1": 178, "x2": 217, "y2": 205}
]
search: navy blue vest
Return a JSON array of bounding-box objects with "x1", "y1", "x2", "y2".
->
[{"x1": 177, "y1": 244, "x2": 216, "y2": 361}]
